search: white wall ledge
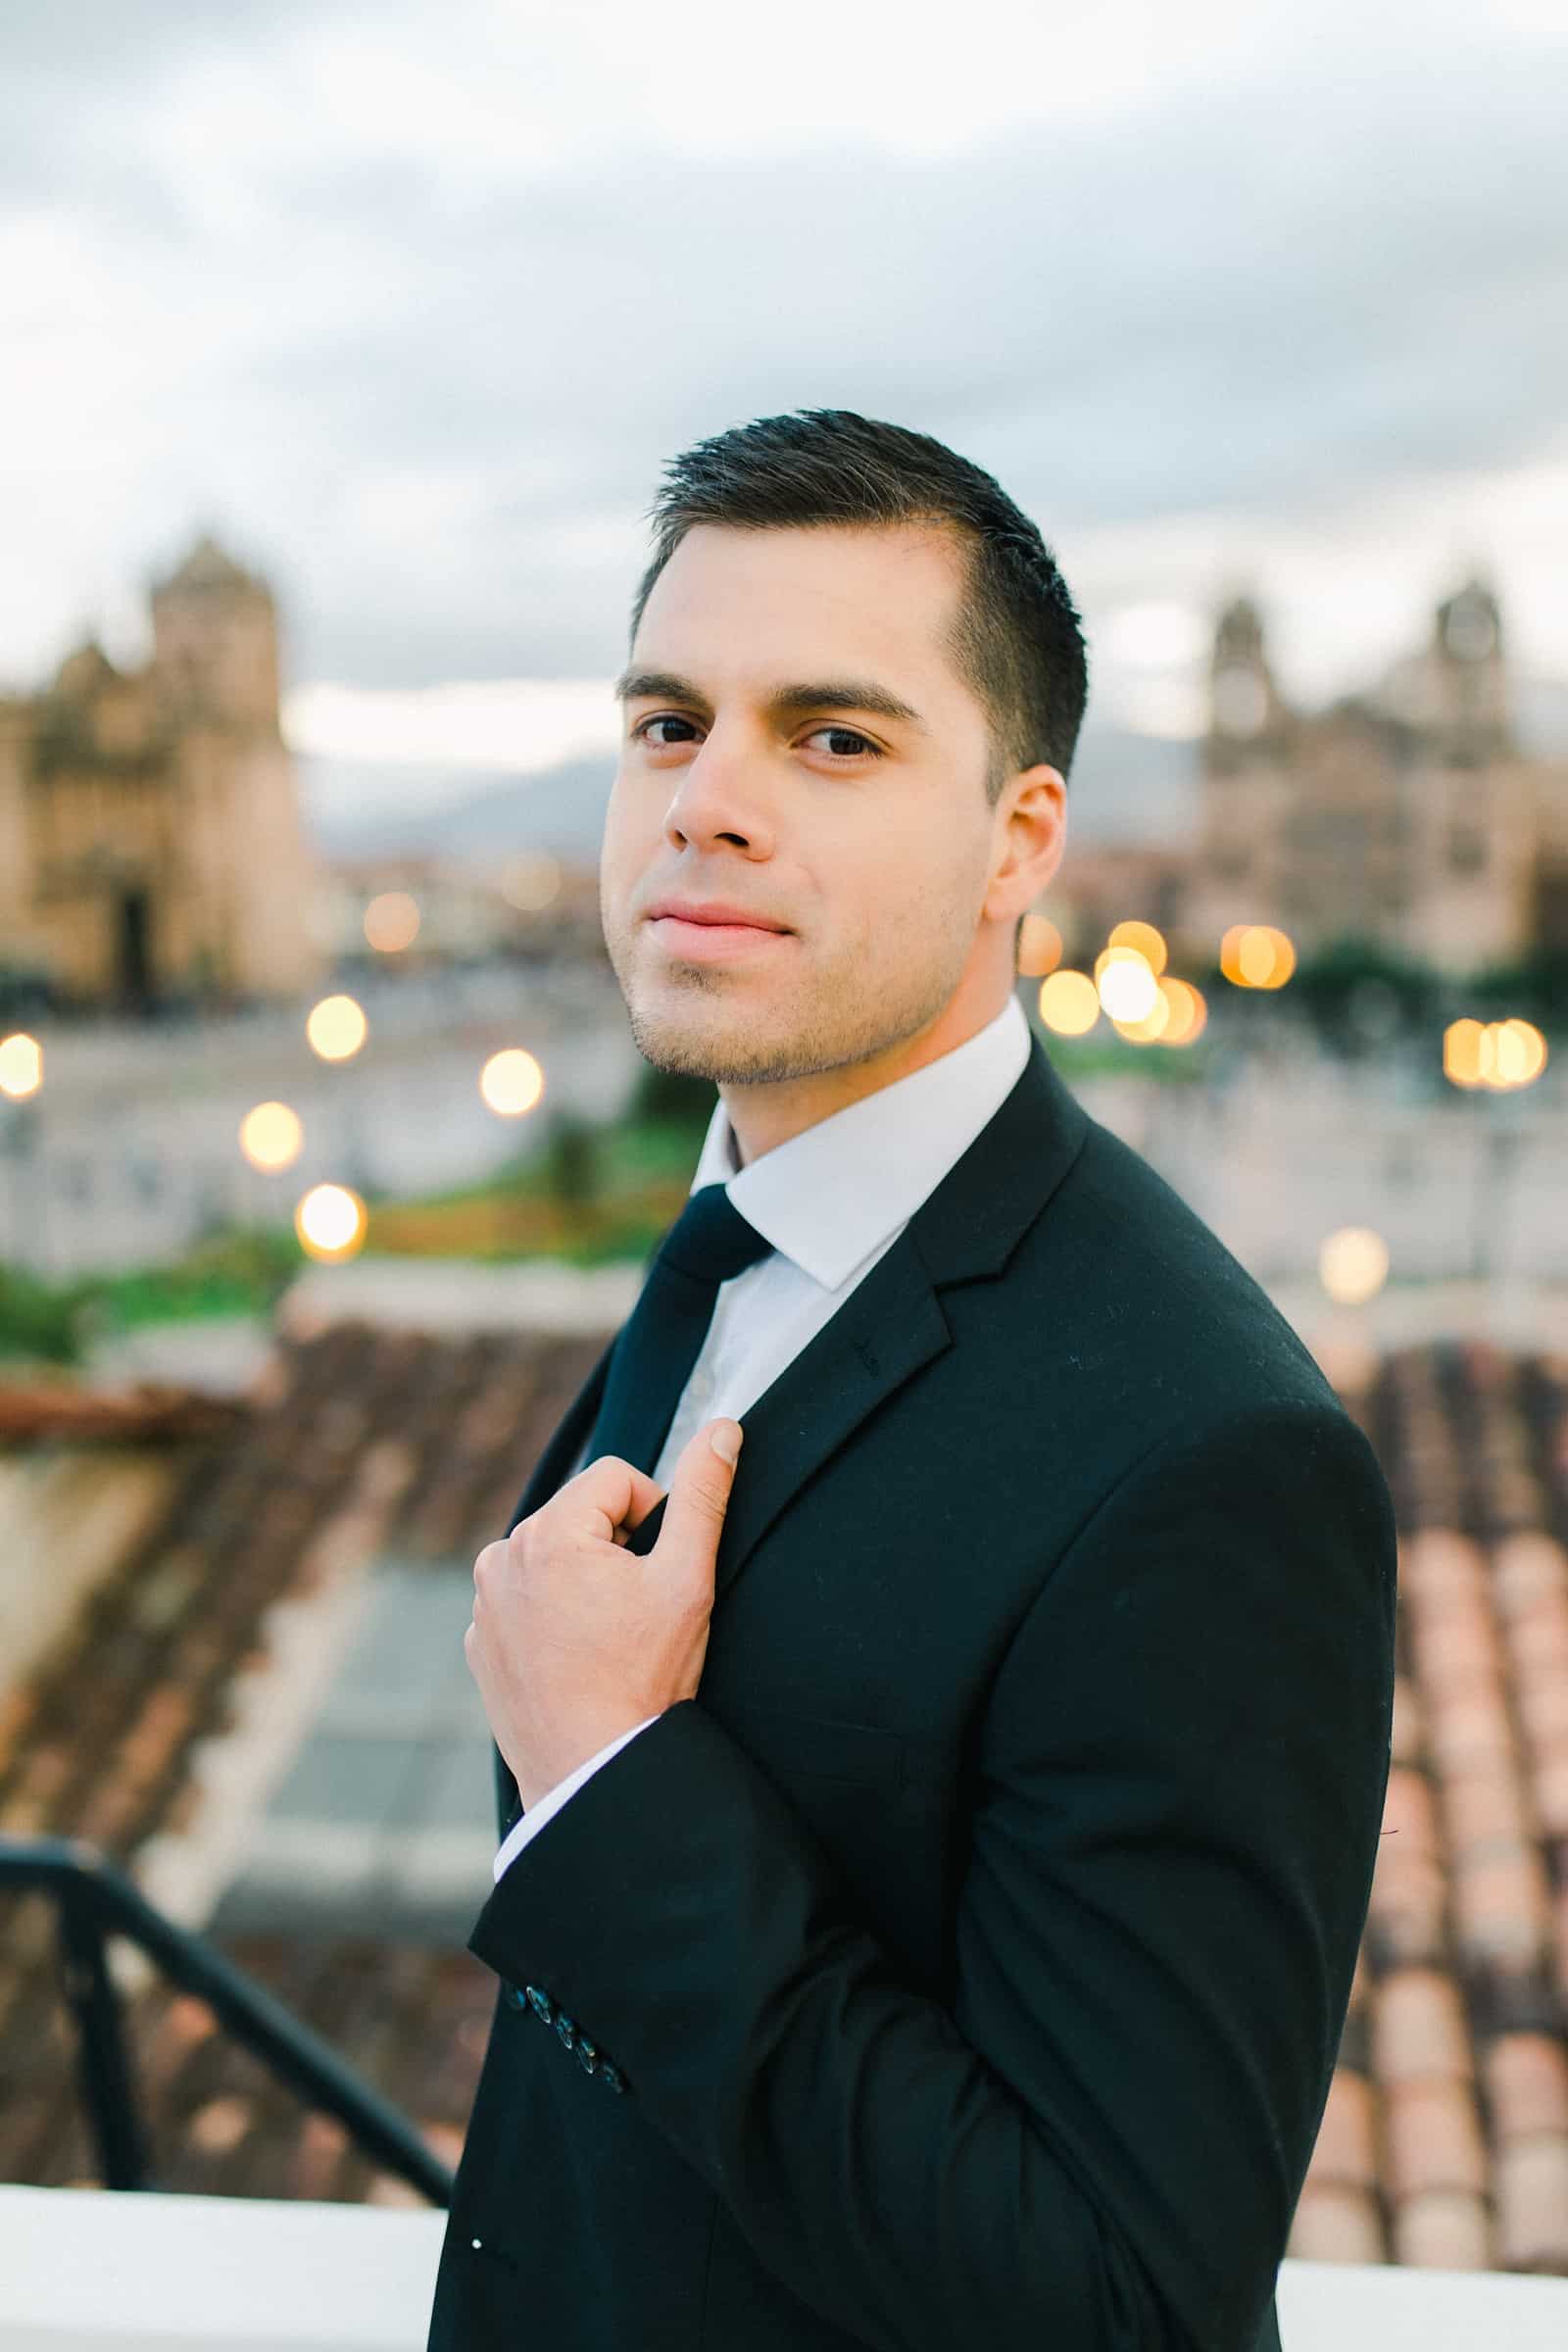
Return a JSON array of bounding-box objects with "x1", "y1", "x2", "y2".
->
[{"x1": 1, "y1": 2184, "x2": 1565, "y2": 2351}]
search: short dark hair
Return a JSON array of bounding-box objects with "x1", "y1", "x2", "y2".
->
[{"x1": 626, "y1": 408, "x2": 1089, "y2": 805}]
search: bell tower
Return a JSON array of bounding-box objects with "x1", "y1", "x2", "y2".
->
[
  {"x1": 149, "y1": 532, "x2": 282, "y2": 733},
  {"x1": 1206, "y1": 596, "x2": 1287, "y2": 760},
  {"x1": 1429, "y1": 576, "x2": 1509, "y2": 763}
]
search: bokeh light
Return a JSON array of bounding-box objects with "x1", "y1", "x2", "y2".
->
[
  {"x1": 295, "y1": 1182, "x2": 368, "y2": 1261},
  {"x1": 306, "y1": 994, "x2": 368, "y2": 1060},
  {"x1": 1492, "y1": 1018, "x2": 1547, "y2": 1087},
  {"x1": 1156, "y1": 977, "x2": 1207, "y2": 1046},
  {"x1": 1319, "y1": 1226, "x2": 1391, "y2": 1304},
  {"x1": 1095, "y1": 946, "x2": 1159, "y2": 1023},
  {"x1": 239, "y1": 1101, "x2": 304, "y2": 1170},
  {"x1": 479, "y1": 1049, "x2": 546, "y2": 1116},
  {"x1": 1444, "y1": 1018, "x2": 1486, "y2": 1087},
  {"x1": 1038, "y1": 970, "x2": 1101, "y2": 1035},
  {"x1": 1220, "y1": 925, "x2": 1297, "y2": 989},
  {"x1": 364, "y1": 890, "x2": 420, "y2": 952},
  {"x1": 1106, "y1": 920, "x2": 1167, "y2": 976},
  {"x1": 1111, "y1": 988, "x2": 1172, "y2": 1046},
  {"x1": 1445, "y1": 1016, "x2": 1549, "y2": 1090},
  {"x1": 0, "y1": 1032, "x2": 43, "y2": 1099},
  {"x1": 1016, "y1": 913, "x2": 1063, "y2": 977}
]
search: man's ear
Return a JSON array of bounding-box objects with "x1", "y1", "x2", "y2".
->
[{"x1": 985, "y1": 764, "x2": 1067, "y2": 921}]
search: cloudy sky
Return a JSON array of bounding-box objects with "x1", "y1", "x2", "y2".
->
[{"x1": 5, "y1": 0, "x2": 1566, "y2": 841}]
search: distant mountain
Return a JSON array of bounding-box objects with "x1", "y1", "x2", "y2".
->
[
  {"x1": 299, "y1": 726, "x2": 1200, "y2": 863},
  {"x1": 301, "y1": 753, "x2": 616, "y2": 862}
]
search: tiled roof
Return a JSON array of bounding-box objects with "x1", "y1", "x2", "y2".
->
[
  {"x1": 1293, "y1": 1341, "x2": 1568, "y2": 2273},
  {"x1": 0, "y1": 1317, "x2": 610, "y2": 2200},
  {"x1": 0, "y1": 1322, "x2": 1565, "y2": 2279}
]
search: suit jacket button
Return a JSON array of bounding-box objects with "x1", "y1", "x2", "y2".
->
[
  {"x1": 525, "y1": 1984, "x2": 554, "y2": 2025},
  {"x1": 599, "y1": 2061, "x2": 626, "y2": 2093},
  {"x1": 555, "y1": 2011, "x2": 576, "y2": 2052},
  {"x1": 574, "y1": 2035, "x2": 598, "y2": 2075}
]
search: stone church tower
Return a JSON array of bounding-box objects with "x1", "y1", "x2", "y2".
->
[
  {"x1": 1179, "y1": 577, "x2": 1564, "y2": 975},
  {"x1": 0, "y1": 533, "x2": 325, "y2": 1009}
]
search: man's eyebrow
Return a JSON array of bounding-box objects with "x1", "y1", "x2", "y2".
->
[{"x1": 612, "y1": 668, "x2": 928, "y2": 733}]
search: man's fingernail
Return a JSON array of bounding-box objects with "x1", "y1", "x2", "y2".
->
[{"x1": 710, "y1": 1422, "x2": 743, "y2": 1465}]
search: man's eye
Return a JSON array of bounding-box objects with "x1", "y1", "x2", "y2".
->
[
  {"x1": 629, "y1": 716, "x2": 881, "y2": 759},
  {"x1": 807, "y1": 726, "x2": 881, "y2": 760},
  {"x1": 632, "y1": 715, "x2": 700, "y2": 748}
]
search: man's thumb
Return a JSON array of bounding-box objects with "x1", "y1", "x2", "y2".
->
[{"x1": 657, "y1": 1419, "x2": 743, "y2": 1568}]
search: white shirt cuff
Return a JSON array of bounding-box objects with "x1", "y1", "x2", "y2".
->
[{"x1": 492, "y1": 1714, "x2": 662, "y2": 1881}]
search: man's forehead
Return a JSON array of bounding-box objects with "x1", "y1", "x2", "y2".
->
[
  {"x1": 628, "y1": 521, "x2": 968, "y2": 703},
  {"x1": 653, "y1": 514, "x2": 964, "y2": 592}
]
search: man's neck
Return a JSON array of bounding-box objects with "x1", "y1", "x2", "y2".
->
[{"x1": 720, "y1": 984, "x2": 1012, "y2": 1166}]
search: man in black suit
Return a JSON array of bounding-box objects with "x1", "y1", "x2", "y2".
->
[{"x1": 428, "y1": 410, "x2": 1396, "y2": 2351}]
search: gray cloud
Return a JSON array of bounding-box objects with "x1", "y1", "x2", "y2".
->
[{"x1": 4, "y1": 6, "x2": 1565, "y2": 689}]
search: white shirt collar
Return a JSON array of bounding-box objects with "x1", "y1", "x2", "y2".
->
[{"x1": 686, "y1": 993, "x2": 1032, "y2": 1292}]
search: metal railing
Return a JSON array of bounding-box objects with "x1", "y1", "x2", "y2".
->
[{"x1": 0, "y1": 1836, "x2": 454, "y2": 2205}]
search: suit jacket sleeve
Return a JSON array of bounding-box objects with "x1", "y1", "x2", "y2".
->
[
  {"x1": 466, "y1": 1397, "x2": 1396, "y2": 2352},
  {"x1": 492, "y1": 1715, "x2": 661, "y2": 1879}
]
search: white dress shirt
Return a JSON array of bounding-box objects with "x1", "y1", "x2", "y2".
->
[{"x1": 492, "y1": 991, "x2": 1033, "y2": 1880}]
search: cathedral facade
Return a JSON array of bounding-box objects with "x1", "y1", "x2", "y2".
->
[
  {"x1": 1180, "y1": 580, "x2": 1568, "y2": 975},
  {"x1": 0, "y1": 535, "x2": 325, "y2": 1010}
]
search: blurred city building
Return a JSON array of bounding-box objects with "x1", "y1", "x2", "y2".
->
[
  {"x1": 317, "y1": 850, "x2": 606, "y2": 974},
  {"x1": 0, "y1": 535, "x2": 325, "y2": 1012},
  {"x1": 1046, "y1": 580, "x2": 1568, "y2": 976}
]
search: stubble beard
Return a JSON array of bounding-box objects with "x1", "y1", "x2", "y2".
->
[{"x1": 611, "y1": 923, "x2": 971, "y2": 1088}]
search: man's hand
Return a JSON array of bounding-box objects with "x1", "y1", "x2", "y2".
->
[{"x1": 465, "y1": 1418, "x2": 744, "y2": 1810}]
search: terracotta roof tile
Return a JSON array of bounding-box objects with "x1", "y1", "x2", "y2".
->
[
  {"x1": 1391, "y1": 2186, "x2": 1494, "y2": 2270},
  {"x1": 1483, "y1": 2032, "x2": 1568, "y2": 2140},
  {"x1": 1385, "y1": 2076, "x2": 1491, "y2": 2200},
  {"x1": 1288, "y1": 2180, "x2": 1387, "y2": 2263},
  {"x1": 1372, "y1": 1967, "x2": 1474, "y2": 2082},
  {"x1": 1304, "y1": 2067, "x2": 1379, "y2": 2188},
  {"x1": 1494, "y1": 2136, "x2": 1568, "y2": 2271}
]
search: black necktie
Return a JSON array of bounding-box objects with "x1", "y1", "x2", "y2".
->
[{"x1": 588, "y1": 1184, "x2": 774, "y2": 1475}]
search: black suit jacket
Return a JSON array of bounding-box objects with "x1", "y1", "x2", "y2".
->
[{"x1": 426, "y1": 1028, "x2": 1396, "y2": 2352}]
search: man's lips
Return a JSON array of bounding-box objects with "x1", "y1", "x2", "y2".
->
[
  {"x1": 644, "y1": 902, "x2": 795, "y2": 960},
  {"x1": 645, "y1": 901, "x2": 790, "y2": 930}
]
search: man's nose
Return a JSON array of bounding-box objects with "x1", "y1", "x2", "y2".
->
[{"x1": 662, "y1": 734, "x2": 775, "y2": 858}]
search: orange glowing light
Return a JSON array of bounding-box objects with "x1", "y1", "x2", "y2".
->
[
  {"x1": 1038, "y1": 970, "x2": 1101, "y2": 1036},
  {"x1": 364, "y1": 891, "x2": 420, "y2": 953},
  {"x1": 1155, "y1": 977, "x2": 1206, "y2": 1045},
  {"x1": 1450, "y1": 1018, "x2": 1550, "y2": 1090},
  {"x1": 1444, "y1": 1019, "x2": 1485, "y2": 1087},
  {"x1": 294, "y1": 1182, "x2": 368, "y2": 1261},
  {"x1": 1494, "y1": 1018, "x2": 1547, "y2": 1087},
  {"x1": 1094, "y1": 946, "x2": 1158, "y2": 1023},
  {"x1": 1111, "y1": 987, "x2": 1172, "y2": 1046},
  {"x1": 1106, "y1": 920, "x2": 1167, "y2": 976},
  {"x1": 1016, "y1": 913, "x2": 1063, "y2": 977},
  {"x1": 479, "y1": 1049, "x2": 545, "y2": 1116},
  {"x1": 239, "y1": 1102, "x2": 304, "y2": 1171},
  {"x1": 306, "y1": 995, "x2": 368, "y2": 1061},
  {"x1": 1319, "y1": 1226, "x2": 1390, "y2": 1305},
  {"x1": 0, "y1": 1032, "x2": 43, "y2": 1099},
  {"x1": 1221, "y1": 924, "x2": 1295, "y2": 989}
]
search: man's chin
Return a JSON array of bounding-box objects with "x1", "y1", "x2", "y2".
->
[{"x1": 627, "y1": 1009, "x2": 779, "y2": 1086}]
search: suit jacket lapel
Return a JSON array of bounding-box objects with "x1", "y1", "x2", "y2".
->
[
  {"x1": 623, "y1": 1032, "x2": 1089, "y2": 1610},
  {"x1": 505, "y1": 1337, "x2": 615, "y2": 1534}
]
